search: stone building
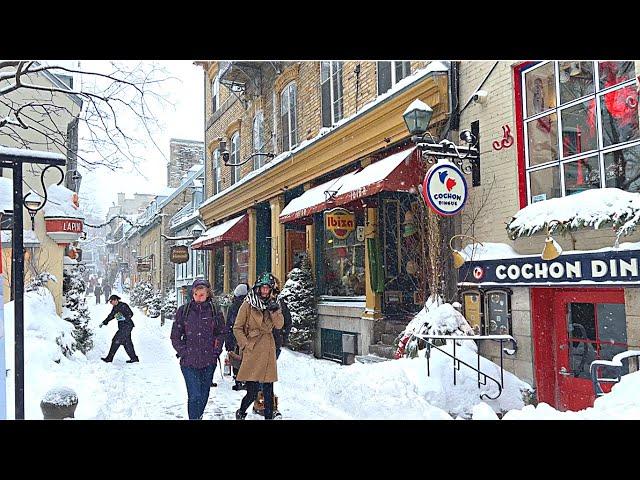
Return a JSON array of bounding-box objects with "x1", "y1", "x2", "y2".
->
[{"x1": 167, "y1": 139, "x2": 204, "y2": 188}]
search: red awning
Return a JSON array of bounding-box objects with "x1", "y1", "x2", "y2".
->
[
  {"x1": 279, "y1": 147, "x2": 420, "y2": 223},
  {"x1": 191, "y1": 214, "x2": 248, "y2": 250}
]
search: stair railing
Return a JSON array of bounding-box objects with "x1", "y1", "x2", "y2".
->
[
  {"x1": 410, "y1": 333, "x2": 518, "y2": 400},
  {"x1": 589, "y1": 350, "x2": 640, "y2": 397}
]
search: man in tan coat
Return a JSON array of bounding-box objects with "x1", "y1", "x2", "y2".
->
[{"x1": 234, "y1": 272, "x2": 284, "y2": 420}]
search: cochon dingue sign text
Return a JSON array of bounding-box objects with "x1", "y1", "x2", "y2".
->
[{"x1": 459, "y1": 248, "x2": 640, "y2": 286}]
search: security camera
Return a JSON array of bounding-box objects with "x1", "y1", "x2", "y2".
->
[{"x1": 472, "y1": 90, "x2": 488, "y2": 105}]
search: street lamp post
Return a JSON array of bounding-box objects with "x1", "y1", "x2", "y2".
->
[
  {"x1": 402, "y1": 99, "x2": 480, "y2": 303},
  {"x1": 0, "y1": 146, "x2": 66, "y2": 420}
]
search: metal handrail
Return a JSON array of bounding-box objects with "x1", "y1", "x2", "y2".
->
[
  {"x1": 410, "y1": 333, "x2": 518, "y2": 400},
  {"x1": 590, "y1": 350, "x2": 640, "y2": 397}
]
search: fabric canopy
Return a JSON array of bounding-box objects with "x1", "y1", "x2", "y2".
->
[
  {"x1": 279, "y1": 147, "x2": 420, "y2": 223},
  {"x1": 190, "y1": 214, "x2": 248, "y2": 250}
]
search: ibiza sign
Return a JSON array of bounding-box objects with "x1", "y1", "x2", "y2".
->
[
  {"x1": 422, "y1": 161, "x2": 468, "y2": 216},
  {"x1": 325, "y1": 208, "x2": 355, "y2": 240}
]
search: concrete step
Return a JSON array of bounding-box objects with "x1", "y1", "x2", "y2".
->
[
  {"x1": 381, "y1": 333, "x2": 399, "y2": 345},
  {"x1": 368, "y1": 344, "x2": 396, "y2": 359},
  {"x1": 384, "y1": 321, "x2": 408, "y2": 335},
  {"x1": 355, "y1": 354, "x2": 389, "y2": 364}
]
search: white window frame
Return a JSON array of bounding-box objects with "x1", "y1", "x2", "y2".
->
[
  {"x1": 377, "y1": 61, "x2": 411, "y2": 96},
  {"x1": 521, "y1": 61, "x2": 640, "y2": 205},
  {"x1": 281, "y1": 82, "x2": 297, "y2": 152},
  {"x1": 253, "y1": 111, "x2": 265, "y2": 170},
  {"x1": 213, "y1": 149, "x2": 222, "y2": 194},
  {"x1": 321, "y1": 61, "x2": 344, "y2": 126},
  {"x1": 230, "y1": 132, "x2": 240, "y2": 184},
  {"x1": 211, "y1": 74, "x2": 220, "y2": 114}
]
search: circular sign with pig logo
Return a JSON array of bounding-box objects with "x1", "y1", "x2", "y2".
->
[{"x1": 422, "y1": 160, "x2": 468, "y2": 216}]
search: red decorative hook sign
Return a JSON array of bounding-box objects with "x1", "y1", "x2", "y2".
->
[{"x1": 492, "y1": 124, "x2": 514, "y2": 151}]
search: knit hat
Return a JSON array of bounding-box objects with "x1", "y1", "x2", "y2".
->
[
  {"x1": 192, "y1": 278, "x2": 211, "y2": 290},
  {"x1": 233, "y1": 284, "x2": 248, "y2": 297}
]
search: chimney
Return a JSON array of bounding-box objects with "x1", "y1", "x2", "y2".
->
[{"x1": 117, "y1": 193, "x2": 125, "y2": 205}]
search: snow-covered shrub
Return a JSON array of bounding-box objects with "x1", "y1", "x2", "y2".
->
[
  {"x1": 26, "y1": 272, "x2": 57, "y2": 292},
  {"x1": 279, "y1": 256, "x2": 317, "y2": 352},
  {"x1": 62, "y1": 267, "x2": 94, "y2": 355},
  {"x1": 161, "y1": 290, "x2": 177, "y2": 320},
  {"x1": 130, "y1": 281, "x2": 154, "y2": 308},
  {"x1": 146, "y1": 291, "x2": 162, "y2": 318}
]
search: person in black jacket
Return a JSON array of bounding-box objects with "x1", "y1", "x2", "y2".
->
[
  {"x1": 224, "y1": 283, "x2": 249, "y2": 390},
  {"x1": 100, "y1": 294, "x2": 139, "y2": 363}
]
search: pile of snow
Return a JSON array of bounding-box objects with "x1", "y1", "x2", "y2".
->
[
  {"x1": 403, "y1": 299, "x2": 474, "y2": 338},
  {"x1": 503, "y1": 370, "x2": 640, "y2": 420},
  {"x1": 507, "y1": 188, "x2": 640, "y2": 239},
  {"x1": 43, "y1": 184, "x2": 85, "y2": 219},
  {"x1": 460, "y1": 242, "x2": 524, "y2": 261},
  {"x1": 42, "y1": 386, "x2": 78, "y2": 406}
]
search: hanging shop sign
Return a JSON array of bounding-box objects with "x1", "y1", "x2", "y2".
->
[
  {"x1": 45, "y1": 217, "x2": 84, "y2": 244},
  {"x1": 458, "y1": 248, "x2": 640, "y2": 286},
  {"x1": 325, "y1": 208, "x2": 356, "y2": 240},
  {"x1": 170, "y1": 245, "x2": 190, "y2": 264},
  {"x1": 136, "y1": 261, "x2": 152, "y2": 272},
  {"x1": 422, "y1": 161, "x2": 468, "y2": 216}
]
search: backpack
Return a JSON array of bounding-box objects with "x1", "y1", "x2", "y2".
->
[{"x1": 181, "y1": 299, "x2": 224, "y2": 329}]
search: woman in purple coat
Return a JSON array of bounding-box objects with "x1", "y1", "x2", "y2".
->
[{"x1": 171, "y1": 278, "x2": 227, "y2": 420}]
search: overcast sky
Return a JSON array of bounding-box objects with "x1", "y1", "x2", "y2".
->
[{"x1": 49, "y1": 60, "x2": 205, "y2": 219}]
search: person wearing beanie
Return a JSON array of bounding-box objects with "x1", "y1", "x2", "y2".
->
[
  {"x1": 170, "y1": 278, "x2": 227, "y2": 420},
  {"x1": 234, "y1": 272, "x2": 284, "y2": 420}
]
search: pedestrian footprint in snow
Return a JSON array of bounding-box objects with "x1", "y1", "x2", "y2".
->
[
  {"x1": 171, "y1": 279, "x2": 227, "y2": 420},
  {"x1": 100, "y1": 295, "x2": 139, "y2": 363},
  {"x1": 233, "y1": 272, "x2": 284, "y2": 420}
]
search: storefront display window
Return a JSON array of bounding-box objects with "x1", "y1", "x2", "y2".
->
[
  {"x1": 231, "y1": 242, "x2": 249, "y2": 288},
  {"x1": 322, "y1": 210, "x2": 365, "y2": 296},
  {"x1": 520, "y1": 61, "x2": 640, "y2": 203}
]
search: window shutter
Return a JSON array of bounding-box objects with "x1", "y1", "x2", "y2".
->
[{"x1": 377, "y1": 61, "x2": 392, "y2": 95}]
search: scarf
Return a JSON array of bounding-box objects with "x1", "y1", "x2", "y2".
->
[{"x1": 246, "y1": 289, "x2": 268, "y2": 311}]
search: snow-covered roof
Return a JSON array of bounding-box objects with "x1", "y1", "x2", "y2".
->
[
  {"x1": 43, "y1": 184, "x2": 85, "y2": 219},
  {"x1": 200, "y1": 62, "x2": 449, "y2": 211},
  {"x1": 1, "y1": 229, "x2": 41, "y2": 247},
  {"x1": 195, "y1": 214, "x2": 244, "y2": 243},
  {"x1": 507, "y1": 188, "x2": 640, "y2": 239}
]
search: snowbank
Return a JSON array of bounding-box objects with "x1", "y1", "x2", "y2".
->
[
  {"x1": 43, "y1": 184, "x2": 85, "y2": 219},
  {"x1": 503, "y1": 370, "x2": 640, "y2": 420},
  {"x1": 507, "y1": 188, "x2": 640, "y2": 239}
]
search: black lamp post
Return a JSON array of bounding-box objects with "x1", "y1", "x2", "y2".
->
[
  {"x1": 0, "y1": 147, "x2": 65, "y2": 420},
  {"x1": 402, "y1": 98, "x2": 480, "y2": 302}
]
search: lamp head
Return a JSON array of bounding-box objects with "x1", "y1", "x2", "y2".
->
[
  {"x1": 403, "y1": 99, "x2": 433, "y2": 137},
  {"x1": 452, "y1": 249, "x2": 466, "y2": 269},
  {"x1": 541, "y1": 236, "x2": 562, "y2": 261},
  {"x1": 459, "y1": 129, "x2": 476, "y2": 145}
]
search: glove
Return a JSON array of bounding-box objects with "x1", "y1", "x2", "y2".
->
[
  {"x1": 101, "y1": 320, "x2": 109, "y2": 326},
  {"x1": 266, "y1": 300, "x2": 280, "y2": 312}
]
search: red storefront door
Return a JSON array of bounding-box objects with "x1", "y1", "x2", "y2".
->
[{"x1": 533, "y1": 288, "x2": 628, "y2": 411}]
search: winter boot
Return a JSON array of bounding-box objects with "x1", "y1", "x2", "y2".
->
[
  {"x1": 126, "y1": 358, "x2": 139, "y2": 363},
  {"x1": 101, "y1": 357, "x2": 112, "y2": 363},
  {"x1": 273, "y1": 411, "x2": 283, "y2": 420},
  {"x1": 235, "y1": 409, "x2": 247, "y2": 420}
]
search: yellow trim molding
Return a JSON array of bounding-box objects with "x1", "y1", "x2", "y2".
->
[{"x1": 274, "y1": 63, "x2": 300, "y2": 94}]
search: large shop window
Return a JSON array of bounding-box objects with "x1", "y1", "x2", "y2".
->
[
  {"x1": 322, "y1": 210, "x2": 365, "y2": 297},
  {"x1": 230, "y1": 241, "x2": 249, "y2": 288},
  {"x1": 521, "y1": 61, "x2": 639, "y2": 204}
]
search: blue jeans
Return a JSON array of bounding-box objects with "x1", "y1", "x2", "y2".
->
[{"x1": 180, "y1": 364, "x2": 216, "y2": 420}]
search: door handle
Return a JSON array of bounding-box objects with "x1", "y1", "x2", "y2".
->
[{"x1": 559, "y1": 366, "x2": 572, "y2": 376}]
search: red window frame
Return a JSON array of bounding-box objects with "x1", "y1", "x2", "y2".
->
[{"x1": 513, "y1": 61, "x2": 538, "y2": 209}]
